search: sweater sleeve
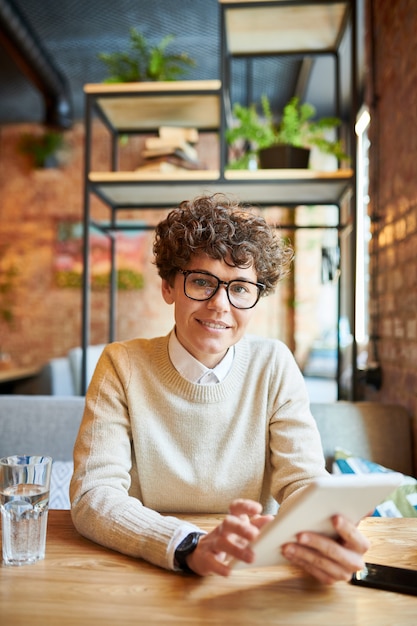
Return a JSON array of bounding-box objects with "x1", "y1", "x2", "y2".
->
[
  {"x1": 69, "y1": 343, "x2": 201, "y2": 570},
  {"x1": 267, "y1": 342, "x2": 328, "y2": 508}
]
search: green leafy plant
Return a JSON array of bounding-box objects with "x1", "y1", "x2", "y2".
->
[
  {"x1": 226, "y1": 95, "x2": 349, "y2": 169},
  {"x1": 98, "y1": 29, "x2": 196, "y2": 83},
  {"x1": 19, "y1": 131, "x2": 65, "y2": 168},
  {"x1": 225, "y1": 97, "x2": 276, "y2": 169},
  {"x1": 0, "y1": 244, "x2": 19, "y2": 328}
]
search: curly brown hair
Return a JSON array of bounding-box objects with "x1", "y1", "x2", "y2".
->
[{"x1": 153, "y1": 194, "x2": 293, "y2": 296}]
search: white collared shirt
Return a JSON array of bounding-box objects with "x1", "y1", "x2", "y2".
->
[{"x1": 168, "y1": 329, "x2": 234, "y2": 384}]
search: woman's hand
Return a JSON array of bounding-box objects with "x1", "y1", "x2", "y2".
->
[
  {"x1": 281, "y1": 514, "x2": 371, "y2": 584},
  {"x1": 186, "y1": 499, "x2": 273, "y2": 576}
]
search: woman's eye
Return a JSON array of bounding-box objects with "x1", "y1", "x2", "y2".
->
[
  {"x1": 231, "y1": 283, "x2": 249, "y2": 294},
  {"x1": 194, "y1": 278, "x2": 210, "y2": 288}
]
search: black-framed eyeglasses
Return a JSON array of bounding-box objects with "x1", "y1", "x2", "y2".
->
[{"x1": 178, "y1": 269, "x2": 265, "y2": 309}]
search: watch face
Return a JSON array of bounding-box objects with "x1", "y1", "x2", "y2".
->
[
  {"x1": 175, "y1": 532, "x2": 203, "y2": 570},
  {"x1": 177, "y1": 532, "x2": 200, "y2": 554},
  {"x1": 180, "y1": 534, "x2": 197, "y2": 551}
]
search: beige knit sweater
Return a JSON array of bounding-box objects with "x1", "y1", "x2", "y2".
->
[{"x1": 70, "y1": 333, "x2": 327, "y2": 570}]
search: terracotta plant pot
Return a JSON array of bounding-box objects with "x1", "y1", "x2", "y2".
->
[{"x1": 259, "y1": 145, "x2": 310, "y2": 169}]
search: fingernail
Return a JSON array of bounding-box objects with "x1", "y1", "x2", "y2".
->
[
  {"x1": 244, "y1": 548, "x2": 254, "y2": 562},
  {"x1": 282, "y1": 544, "x2": 295, "y2": 558}
]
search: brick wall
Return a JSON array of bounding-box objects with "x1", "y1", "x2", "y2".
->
[
  {"x1": 365, "y1": 0, "x2": 417, "y2": 438},
  {"x1": 0, "y1": 122, "x2": 293, "y2": 371}
]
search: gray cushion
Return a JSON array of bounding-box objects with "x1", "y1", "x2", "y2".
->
[
  {"x1": 311, "y1": 401, "x2": 414, "y2": 476},
  {"x1": 0, "y1": 395, "x2": 85, "y2": 461}
]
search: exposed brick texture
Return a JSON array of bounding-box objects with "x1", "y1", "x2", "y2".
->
[
  {"x1": 365, "y1": 0, "x2": 417, "y2": 445},
  {"x1": 0, "y1": 123, "x2": 293, "y2": 371}
]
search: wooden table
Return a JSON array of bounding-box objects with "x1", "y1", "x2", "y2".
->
[
  {"x1": 1, "y1": 512, "x2": 416, "y2": 625},
  {"x1": 0, "y1": 365, "x2": 40, "y2": 393}
]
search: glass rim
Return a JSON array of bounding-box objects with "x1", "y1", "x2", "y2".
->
[{"x1": 0, "y1": 455, "x2": 52, "y2": 467}]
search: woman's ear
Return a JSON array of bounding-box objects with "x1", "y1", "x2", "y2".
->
[{"x1": 161, "y1": 278, "x2": 175, "y2": 304}]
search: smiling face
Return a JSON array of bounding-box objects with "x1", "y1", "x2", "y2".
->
[{"x1": 161, "y1": 255, "x2": 258, "y2": 368}]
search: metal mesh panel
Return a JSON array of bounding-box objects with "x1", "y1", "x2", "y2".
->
[
  {"x1": 0, "y1": 0, "x2": 304, "y2": 124},
  {"x1": 230, "y1": 56, "x2": 303, "y2": 113}
]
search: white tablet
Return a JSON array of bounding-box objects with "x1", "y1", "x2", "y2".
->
[{"x1": 231, "y1": 472, "x2": 403, "y2": 570}]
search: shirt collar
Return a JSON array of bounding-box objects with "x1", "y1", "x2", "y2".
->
[{"x1": 168, "y1": 329, "x2": 234, "y2": 384}]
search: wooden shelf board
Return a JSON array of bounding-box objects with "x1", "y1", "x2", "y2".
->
[
  {"x1": 89, "y1": 170, "x2": 221, "y2": 183},
  {"x1": 85, "y1": 80, "x2": 222, "y2": 131},
  {"x1": 220, "y1": 1, "x2": 349, "y2": 54},
  {"x1": 225, "y1": 168, "x2": 353, "y2": 181},
  {"x1": 84, "y1": 80, "x2": 222, "y2": 95},
  {"x1": 88, "y1": 169, "x2": 353, "y2": 207}
]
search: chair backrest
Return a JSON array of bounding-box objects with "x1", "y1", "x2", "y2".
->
[
  {"x1": 311, "y1": 401, "x2": 414, "y2": 476},
  {"x1": 0, "y1": 395, "x2": 86, "y2": 509},
  {"x1": 0, "y1": 395, "x2": 85, "y2": 461},
  {"x1": 68, "y1": 344, "x2": 106, "y2": 395}
]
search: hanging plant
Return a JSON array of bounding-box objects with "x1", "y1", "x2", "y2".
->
[{"x1": 19, "y1": 130, "x2": 66, "y2": 168}]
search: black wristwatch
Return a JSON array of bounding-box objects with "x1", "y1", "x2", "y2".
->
[{"x1": 174, "y1": 532, "x2": 204, "y2": 573}]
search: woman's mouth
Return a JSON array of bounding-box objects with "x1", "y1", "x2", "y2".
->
[{"x1": 198, "y1": 320, "x2": 229, "y2": 330}]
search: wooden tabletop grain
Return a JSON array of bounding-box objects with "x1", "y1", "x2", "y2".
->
[{"x1": 1, "y1": 511, "x2": 416, "y2": 626}]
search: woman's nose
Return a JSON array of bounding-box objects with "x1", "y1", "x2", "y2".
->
[{"x1": 207, "y1": 284, "x2": 231, "y2": 310}]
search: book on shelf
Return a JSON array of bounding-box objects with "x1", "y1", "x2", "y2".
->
[
  {"x1": 142, "y1": 142, "x2": 196, "y2": 158},
  {"x1": 158, "y1": 126, "x2": 199, "y2": 144},
  {"x1": 140, "y1": 126, "x2": 205, "y2": 171}
]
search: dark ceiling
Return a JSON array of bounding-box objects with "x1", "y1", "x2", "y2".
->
[{"x1": 0, "y1": 0, "x2": 365, "y2": 129}]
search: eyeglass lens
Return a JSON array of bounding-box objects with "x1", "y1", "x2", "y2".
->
[{"x1": 184, "y1": 272, "x2": 260, "y2": 309}]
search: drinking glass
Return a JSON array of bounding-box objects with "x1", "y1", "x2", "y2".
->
[{"x1": 0, "y1": 455, "x2": 52, "y2": 566}]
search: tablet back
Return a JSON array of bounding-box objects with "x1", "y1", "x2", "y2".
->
[{"x1": 232, "y1": 473, "x2": 403, "y2": 570}]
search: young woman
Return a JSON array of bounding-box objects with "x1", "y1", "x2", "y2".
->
[{"x1": 70, "y1": 194, "x2": 369, "y2": 583}]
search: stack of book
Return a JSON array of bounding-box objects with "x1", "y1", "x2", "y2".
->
[{"x1": 136, "y1": 126, "x2": 205, "y2": 173}]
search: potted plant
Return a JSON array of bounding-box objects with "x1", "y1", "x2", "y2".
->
[
  {"x1": 98, "y1": 29, "x2": 196, "y2": 83},
  {"x1": 225, "y1": 95, "x2": 349, "y2": 169},
  {"x1": 19, "y1": 130, "x2": 66, "y2": 168}
]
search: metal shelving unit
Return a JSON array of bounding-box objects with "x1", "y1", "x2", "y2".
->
[
  {"x1": 81, "y1": 0, "x2": 357, "y2": 396},
  {"x1": 219, "y1": 0, "x2": 358, "y2": 399}
]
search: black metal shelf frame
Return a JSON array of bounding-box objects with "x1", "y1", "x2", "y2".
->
[{"x1": 81, "y1": 0, "x2": 357, "y2": 398}]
